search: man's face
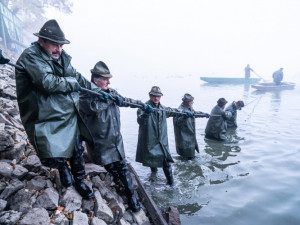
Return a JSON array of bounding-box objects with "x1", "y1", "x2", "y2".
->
[
  {"x1": 150, "y1": 95, "x2": 161, "y2": 106},
  {"x1": 184, "y1": 101, "x2": 193, "y2": 108},
  {"x1": 94, "y1": 77, "x2": 110, "y2": 90},
  {"x1": 40, "y1": 39, "x2": 63, "y2": 59}
]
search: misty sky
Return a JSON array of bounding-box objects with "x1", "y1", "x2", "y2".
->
[{"x1": 44, "y1": 0, "x2": 300, "y2": 80}]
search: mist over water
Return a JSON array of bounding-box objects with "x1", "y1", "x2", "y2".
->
[{"x1": 115, "y1": 75, "x2": 300, "y2": 225}]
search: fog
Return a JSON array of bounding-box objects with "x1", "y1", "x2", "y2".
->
[{"x1": 44, "y1": 0, "x2": 300, "y2": 81}]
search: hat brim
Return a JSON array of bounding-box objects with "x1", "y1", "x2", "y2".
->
[
  {"x1": 90, "y1": 70, "x2": 113, "y2": 78},
  {"x1": 34, "y1": 33, "x2": 70, "y2": 44},
  {"x1": 149, "y1": 92, "x2": 163, "y2": 96}
]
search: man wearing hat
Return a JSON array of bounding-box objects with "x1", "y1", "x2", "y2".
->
[
  {"x1": 79, "y1": 61, "x2": 153, "y2": 212},
  {"x1": 15, "y1": 19, "x2": 94, "y2": 199},
  {"x1": 173, "y1": 93, "x2": 210, "y2": 160},
  {"x1": 205, "y1": 98, "x2": 233, "y2": 141},
  {"x1": 225, "y1": 100, "x2": 245, "y2": 128},
  {"x1": 136, "y1": 86, "x2": 182, "y2": 186},
  {"x1": 272, "y1": 68, "x2": 284, "y2": 85}
]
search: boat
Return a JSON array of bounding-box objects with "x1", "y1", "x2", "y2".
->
[
  {"x1": 251, "y1": 82, "x2": 295, "y2": 91},
  {"x1": 200, "y1": 77, "x2": 261, "y2": 84}
]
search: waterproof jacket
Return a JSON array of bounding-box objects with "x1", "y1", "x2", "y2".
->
[
  {"x1": 205, "y1": 105, "x2": 232, "y2": 141},
  {"x1": 15, "y1": 42, "x2": 93, "y2": 159},
  {"x1": 136, "y1": 100, "x2": 178, "y2": 168},
  {"x1": 225, "y1": 102, "x2": 238, "y2": 128},
  {"x1": 272, "y1": 69, "x2": 283, "y2": 85},
  {"x1": 79, "y1": 88, "x2": 142, "y2": 166},
  {"x1": 173, "y1": 103, "x2": 200, "y2": 158}
]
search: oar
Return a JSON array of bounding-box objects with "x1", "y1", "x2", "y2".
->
[{"x1": 252, "y1": 70, "x2": 266, "y2": 81}]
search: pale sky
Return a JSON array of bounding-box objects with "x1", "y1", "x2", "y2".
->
[{"x1": 44, "y1": 0, "x2": 300, "y2": 80}]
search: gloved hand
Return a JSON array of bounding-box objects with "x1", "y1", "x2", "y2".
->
[
  {"x1": 142, "y1": 104, "x2": 154, "y2": 114},
  {"x1": 98, "y1": 90, "x2": 110, "y2": 102},
  {"x1": 204, "y1": 113, "x2": 210, "y2": 118},
  {"x1": 0, "y1": 50, "x2": 10, "y2": 64},
  {"x1": 231, "y1": 110, "x2": 236, "y2": 117},
  {"x1": 115, "y1": 95, "x2": 124, "y2": 106},
  {"x1": 185, "y1": 111, "x2": 194, "y2": 117}
]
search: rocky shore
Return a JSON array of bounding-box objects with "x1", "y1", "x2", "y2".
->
[{"x1": 0, "y1": 59, "x2": 152, "y2": 225}]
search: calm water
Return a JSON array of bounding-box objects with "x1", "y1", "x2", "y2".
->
[{"x1": 113, "y1": 74, "x2": 300, "y2": 225}]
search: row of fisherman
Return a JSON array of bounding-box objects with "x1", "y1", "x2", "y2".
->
[{"x1": 7, "y1": 19, "x2": 243, "y2": 213}]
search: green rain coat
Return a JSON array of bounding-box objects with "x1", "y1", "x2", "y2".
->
[
  {"x1": 79, "y1": 88, "x2": 142, "y2": 166},
  {"x1": 15, "y1": 42, "x2": 93, "y2": 159},
  {"x1": 205, "y1": 105, "x2": 232, "y2": 141},
  {"x1": 173, "y1": 103, "x2": 200, "y2": 158},
  {"x1": 136, "y1": 100, "x2": 178, "y2": 168}
]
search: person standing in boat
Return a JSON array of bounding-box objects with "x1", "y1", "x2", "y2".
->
[
  {"x1": 173, "y1": 93, "x2": 209, "y2": 160},
  {"x1": 244, "y1": 64, "x2": 253, "y2": 78},
  {"x1": 225, "y1": 100, "x2": 244, "y2": 129},
  {"x1": 15, "y1": 19, "x2": 95, "y2": 199},
  {"x1": 205, "y1": 98, "x2": 232, "y2": 141},
  {"x1": 272, "y1": 68, "x2": 284, "y2": 85},
  {"x1": 79, "y1": 61, "x2": 153, "y2": 212},
  {"x1": 136, "y1": 86, "x2": 185, "y2": 186}
]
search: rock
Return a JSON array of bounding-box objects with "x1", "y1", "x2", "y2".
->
[
  {"x1": 0, "y1": 141, "x2": 26, "y2": 162},
  {"x1": 123, "y1": 211, "x2": 134, "y2": 224},
  {"x1": 34, "y1": 187, "x2": 59, "y2": 210},
  {"x1": 119, "y1": 218, "x2": 131, "y2": 225},
  {"x1": 0, "y1": 179, "x2": 24, "y2": 200},
  {"x1": 92, "y1": 176, "x2": 122, "y2": 202},
  {"x1": 132, "y1": 209, "x2": 151, "y2": 225},
  {"x1": 82, "y1": 199, "x2": 94, "y2": 214},
  {"x1": 94, "y1": 190, "x2": 114, "y2": 223},
  {"x1": 19, "y1": 207, "x2": 50, "y2": 225},
  {"x1": 0, "y1": 129, "x2": 14, "y2": 152},
  {"x1": 0, "y1": 181, "x2": 6, "y2": 193},
  {"x1": 24, "y1": 171, "x2": 38, "y2": 180},
  {"x1": 27, "y1": 176, "x2": 47, "y2": 191},
  {"x1": 0, "y1": 210, "x2": 22, "y2": 225},
  {"x1": 12, "y1": 164, "x2": 28, "y2": 179},
  {"x1": 2, "y1": 88, "x2": 16, "y2": 100},
  {"x1": 53, "y1": 213, "x2": 69, "y2": 225},
  {"x1": 23, "y1": 155, "x2": 42, "y2": 172},
  {"x1": 7, "y1": 188, "x2": 38, "y2": 213},
  {"x1": 109, "y1": 199, "x2": 126, "y2": 222},
  {"x1": 45, "y1": 179, "x2": 53, "y2": 188},
  {"x1": 0, "y1": 162, "x2": 13, "y2": 177},
  {"x1": 0, "y1": 199, "x2": 7, "y2": 212},
  {"x1": 164, "y1": 206, "x2": 181, "y2": 225},
  {"x1": 85, "y1": 163, "x2": 106, "y2": 177},
  {"x1": 72, "y1": 211, "x2": 89, "y2": 225},
  {"x1": 90, "y1": 217, "x2": 107, "y2": 225},
  {"x1": 59, "y1": 186, "x2": 82, "y2": 213},
  {"x1": 0, "y1": 113, "x2": 13, "y2": 126}
]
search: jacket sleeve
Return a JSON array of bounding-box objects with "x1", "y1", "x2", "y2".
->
[
  {"x1": 173, "y1": 115, "x2": 186, "y2": 127},
  {"x1": 114, "y1": 91, "x2": 143, "y2": 108},
  {"x1": 72, "y1": 66, "x2": 92, "y2": 89},
  {"x1": 137, "y1": 108, "x2": 149, "y2": 125},
  {"x1": 18, "y1": 52, "x2": 76, "y2": 94}
]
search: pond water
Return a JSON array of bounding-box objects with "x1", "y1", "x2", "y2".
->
[{"x1": 113, "y1": 74, "x2": 300, "y2": 225}]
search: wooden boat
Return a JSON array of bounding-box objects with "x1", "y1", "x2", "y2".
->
[
  {"x1": 200, "y1": 77, "x2": 261, "y2": 84},
  {"x1": 251, "y1": 82, "x2": 295, "y2": 91}
]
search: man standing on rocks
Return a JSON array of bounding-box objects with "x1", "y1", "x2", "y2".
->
[
  {"x1": 136, "y1": 86, "x2": 185, "y2": 186},
  {"x1": 79, "y1": 61, "x2": 153, "y2": 212},
  {"x1": 15, "y1": 20, "x2": 94, "y2": 199},
  {"x1": 173, "y1": 93, "x2": 209, "y2": 160}
]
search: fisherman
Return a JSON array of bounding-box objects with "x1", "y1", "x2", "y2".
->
[
  {"x1": 245, "y1": 64, "x2": 253, "y2": 78},
  {"x1": 173, "y1": 93, "x2": 210, "y2": 160},
  {"x1": 272, "y1": 68, "x2": 284, "y2": 85},
  {"x1": 79, "y1": 61, "x2": 153, "y2": 212},
  {"x1": 205, "y1": 98, "x2": 232, "y2": 141},
  {"x1": 225, "y1": 100, "x2": 244, "y2": 128},
  {"x1": 15, "y1": 20, "x2": 94, "y2": 199},
  {"x1": 136, "y1": 86, "x2": 191, "y2": 186}
]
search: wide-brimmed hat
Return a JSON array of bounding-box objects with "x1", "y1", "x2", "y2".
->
[
  {"x1": 34, "y1": 19, "x2": 70, "y2": 44},
  {"x1": 182, "y1": 93, "x2": 194, "y2": 102},
  {"x1": 217, "y1": 98, "x2": 228, "y2": 107},
  {"x1": 90, "y1": 61, "x2": 112, "y2": 78},
  {"x1": 149, "y1": 86, "x2": 163, "y2": 96}
]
